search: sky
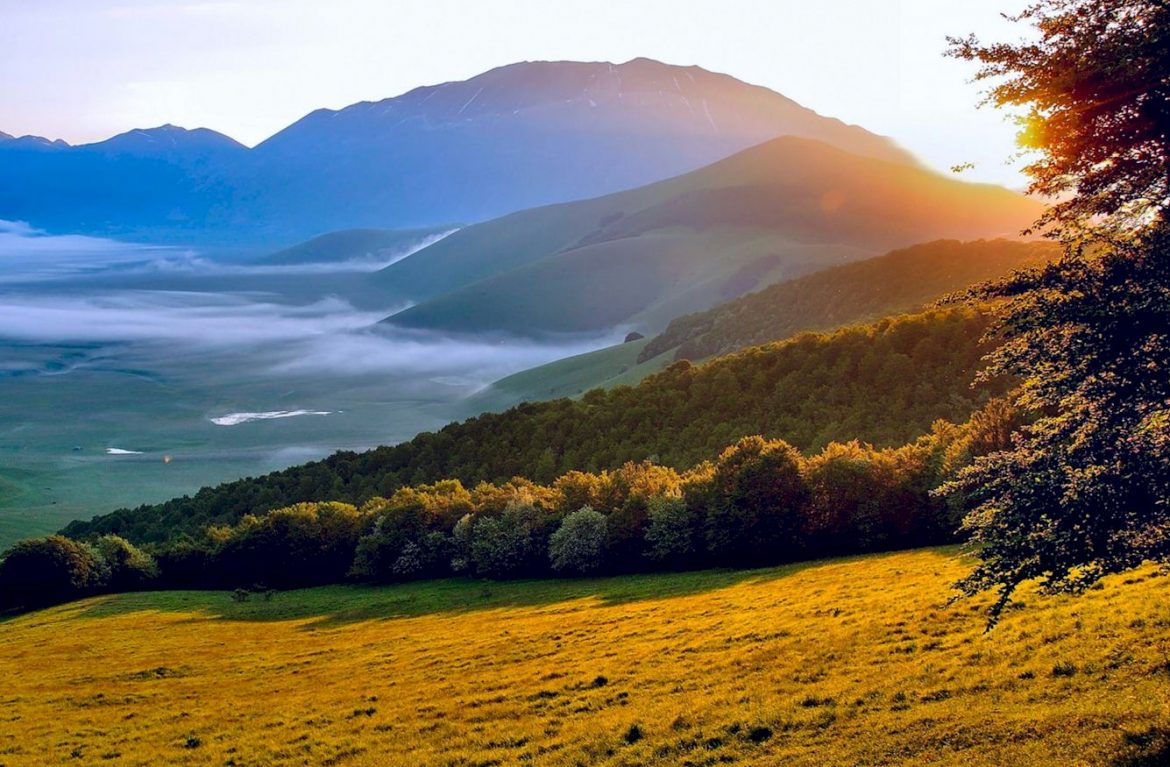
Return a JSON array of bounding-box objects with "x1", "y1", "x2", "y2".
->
[{"x1": 0, "y1": 0, "x2": 1032, "y2": 188}]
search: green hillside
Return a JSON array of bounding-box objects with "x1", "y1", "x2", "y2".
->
[
  {"x1": 462, "y1": 338, "x2": 668, "y2": 415},
  {"x1": 640, "y1": 238, "x2": 1058, "y2": 362},
  {"x1": 63, "y1": 305, "x2": 1003, "y2": 543},
  {"x1": 378, "y1": 137, "x2": 1040, "y2": 335},
  {"x1": 257, "y1": 226, "x2": 456, "y2": 265},
  {"x1": 467, "y1": 239, "x2": 1055, "y2": 411}
]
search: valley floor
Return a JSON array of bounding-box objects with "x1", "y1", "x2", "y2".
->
[{"x1": 1, "y1": 549, "x2": 1168, "y2": 766}]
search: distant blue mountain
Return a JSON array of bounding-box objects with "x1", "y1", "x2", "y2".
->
[{"x1": 0, "y1": 58, "x2": 917, "y2": 246}]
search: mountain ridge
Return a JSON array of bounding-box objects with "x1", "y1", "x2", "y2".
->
[
  {"x1": 377, "y1": 136, "x2": 1041, "y2": 336},
  {"x1": 0, "y1": 58, "x2": 922, "y2": 244}
]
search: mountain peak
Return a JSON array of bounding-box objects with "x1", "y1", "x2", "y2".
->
[
  {"x1": 265, "y1": 58, "x2": 912, "y2": 169},
  {"x1": 88, "y1": 124, "x2": 245, "y2": 154}
]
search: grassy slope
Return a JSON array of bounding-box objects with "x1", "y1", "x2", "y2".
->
[
  {"x1": 381, "y1": 137, "x2": 1040, "y2": 336},
  {"x1": 3, "y1": 548, "x2": 1168, "y2": 766},
  {"x1": 256, "y1": 227, "x2": 455, "y2": 265},
  {"x1": 639, "y1": 238, "x2": 1059, "y2": 363},
  {"x1": 462, "y1": 338, "x2": 672, "y2": 415}
]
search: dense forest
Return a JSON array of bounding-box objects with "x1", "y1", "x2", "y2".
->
[
  {"x1": 1, "y1": 395, "x2": 1019, "y2": 609},
  {"x1": 639, "y1": 239, "x2": 1055, "y2": 363},
  {"x1": 61, "y1": 306, "x2": 1003, "y2": 544}
]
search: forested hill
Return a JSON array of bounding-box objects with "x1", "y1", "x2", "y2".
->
[
  {"x1": 639, "y1": 239, "x2": 1057, "y2": 363},
  {"x1": 63, "y1": 306, "x2": 1002, "y2": 544}
]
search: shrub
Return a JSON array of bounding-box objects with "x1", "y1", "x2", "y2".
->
[{"x1": 549, "y1": 506, "x2": 607, "y2": 574}]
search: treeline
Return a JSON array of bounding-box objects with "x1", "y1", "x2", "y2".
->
[
  {"x1": 0, "y1": 401, "x2": 1019, "y2": 610},
  {"x1": 639, "y1": 239, "x2": 1055, "y2": 363},
  {"x1": 63, "y1": 306, "x2": 1005, "y2": 544}
]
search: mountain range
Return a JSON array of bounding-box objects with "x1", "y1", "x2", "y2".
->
[{"x1": 0, "y1": 58, "x2": 918, "y2": 245}]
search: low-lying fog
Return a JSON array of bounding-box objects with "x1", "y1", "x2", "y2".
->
[{"x1": 0, "y1": 221, "x2": 619, "y2": 546}]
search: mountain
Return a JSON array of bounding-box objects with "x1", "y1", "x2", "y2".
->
[
  {"x1": 377, "y1": 137, "x2": 1041, "y2": 336},
  {"x1": 0, "y1": 59, "x2": 917, "y2": 244},
  {"x1": 0, "y1": 125, "x2": 247, "y2": 241},
  {"x1": 92, "y1": 124, "x2": 246, "y2": 157}
]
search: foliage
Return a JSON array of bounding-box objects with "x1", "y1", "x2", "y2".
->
[
  {"x1": 942, "y1": 0, "x2": 1170, "y2": 620},
  {"x1": 467, "y1": 502, "x2": 548, "y2": 579},
  {"x1": 1, "y1": 395, "x2": 1023, "y2": 608},
  {"x1": 948, "y1": 0, "x2": 1170, "y2": 235},
  {"x1": 92, "y1": 535, "x2": 160, "y2": 592},
  {"x1": 64, "y1": 306, "x2": 1003, "y2": 544},
  {"x1": 208, "y1": 502, "x2": 365, "y2": 589},
  {"x1": 943, "y1": 231, "x2": 1170, "y2": 619},
  {"x1": 348, "y1": 482, "x2": 470, "y2": 582},
  {"x1": 643, "y1": 496, "x2": 697, "y2": 566},
  {"x1": 688, "y1": 437, "x2": 809, "y2": 565},
  {"x1": 0, "y1": 535, "x2": 105, "y2": 609},
  {"x1": 548, "y1": 506, "x2": 608, "y2": 574}
]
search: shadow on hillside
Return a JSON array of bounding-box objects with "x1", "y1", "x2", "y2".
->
[
  {"x1": 65, "y1": 550, "x2": 933, "y2": 631},
  {"x1": 1114, "y1": 728, "x2": 1170, "y2": 767}
]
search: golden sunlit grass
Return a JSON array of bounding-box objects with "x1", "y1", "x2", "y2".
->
[{"x1": 2, "y1": 548, "x2": 1168, "y2": 766}]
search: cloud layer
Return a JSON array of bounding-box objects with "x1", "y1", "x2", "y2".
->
[{"x1": 0, "y1": 227, "x2": 619, "y2": 386}]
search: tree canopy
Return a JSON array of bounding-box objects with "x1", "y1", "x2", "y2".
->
[
  {"x1": 945, "y1": 0, "x2": 1170, "y2": 621},
  {"x1": 949, "y1": 0, "x2": 1170, "y2": 235}
]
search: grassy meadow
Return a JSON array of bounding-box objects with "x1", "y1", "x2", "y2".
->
[{"x1": 2, "y1": 548, "x2": 1168, "y2": 766}]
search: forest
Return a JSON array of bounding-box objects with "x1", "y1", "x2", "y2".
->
[
  {"x1": 0, "y1": 392, "x2": 1018, "y2": 609},
  {"x1": 59, "y1": 306, "x2": 1003, "y2": 545}
]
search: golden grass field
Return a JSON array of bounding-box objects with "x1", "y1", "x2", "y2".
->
[{"x1": 2, "y1": 548, "x2": 1168, "y2": 766}]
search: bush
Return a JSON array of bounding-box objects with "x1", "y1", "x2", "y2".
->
[
  {"x1": 549, "y1": 506, "x2": 607, "y2": 574},
  {"x1": 0, "y1": 535, "x2": 105, "y2": 609}
]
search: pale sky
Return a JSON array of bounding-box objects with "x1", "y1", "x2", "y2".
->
[{"x1": 0, "y1": 0, "x2": 1032, "y2": 187}]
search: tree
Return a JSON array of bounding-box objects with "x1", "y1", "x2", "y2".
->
[
  {"x1": 548, "y1": 506, "x2": 608, "y2": 574},
  {"x1": 949, "y1": 0, "x2": 1170, "y2": 235},
  {"x1": 0, "y1": 536, "x2": 105, "y2": 609},
  {"x1": 468, "y1": 502, "x2": 546, "y2": 578},
  {"x1": 210, "y1": 502, "x2": 365, "y2": 588},
  {"x1": 942, "y1": 234, "x2": 1170, "y2": 619},
  {"x1": 93, "y1": 535, "x2": 159, "y2": 591},
  {"x1": 944, "y1": 0, "x2": 1170, "y2": 621},
  {"x1": 693, "y1": 437, "x2": 810, "y2": 566},
  {"x1": 644, "y1": 496, "x2": 698, "y2": 567}
]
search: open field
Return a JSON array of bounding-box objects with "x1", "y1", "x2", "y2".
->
[{"x1": 2, "y1": 548, "x2": 1169, "y2": 766}]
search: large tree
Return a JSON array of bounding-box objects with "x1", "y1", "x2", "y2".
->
[{"x1": 944, "y1": 0, "x2": 1170, "y2": 621}]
